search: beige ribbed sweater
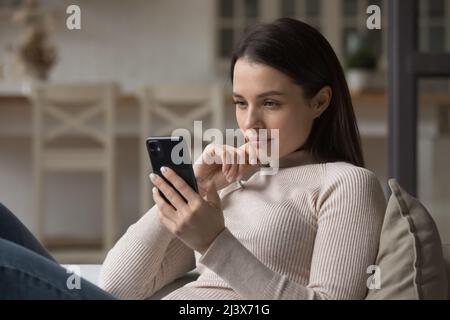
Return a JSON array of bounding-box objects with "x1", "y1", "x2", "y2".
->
[{"x1": 99, "y1": 150, "x2": 387, "y2": 300}]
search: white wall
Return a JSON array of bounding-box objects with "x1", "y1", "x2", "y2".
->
[{"x1": 1, "y1": 0, "x2": 219, "y2": 91}]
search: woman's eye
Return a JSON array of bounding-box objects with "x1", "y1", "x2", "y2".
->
[
  {"x1": 234, "y1": 101, "x2": 247, "y2": 109},
  {"x1": 263, "y1": 100, "x2": 280, "y2": 108}
]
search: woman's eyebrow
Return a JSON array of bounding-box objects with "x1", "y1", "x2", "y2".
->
[{"x1": 232, "y1": 91, "x2": 286, "y2": 98}]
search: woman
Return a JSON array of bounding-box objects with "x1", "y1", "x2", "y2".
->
[{"x1": 0, "y1": 18, "x2": 386, "y2": 300}]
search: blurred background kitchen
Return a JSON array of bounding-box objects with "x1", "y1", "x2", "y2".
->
[{"x1": 0, "y1": 0, "x2": 449, "y2": 264}]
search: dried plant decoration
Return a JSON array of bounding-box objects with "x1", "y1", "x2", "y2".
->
[{"x1": 12, "y1": 0, "x2": 57, "y2": 80}]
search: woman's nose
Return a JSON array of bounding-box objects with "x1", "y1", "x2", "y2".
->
[{"x1": 244, "y1": 106, "x2": 264, "y2": 130}]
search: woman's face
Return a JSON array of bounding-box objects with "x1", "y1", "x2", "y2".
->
[{"x1": 232, "y1": 57, "x2": 318, "y2": 158}]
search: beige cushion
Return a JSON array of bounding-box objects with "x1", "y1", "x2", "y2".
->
[{"x1": 366, "y1": 179, "x2": 448, "y2": 300}]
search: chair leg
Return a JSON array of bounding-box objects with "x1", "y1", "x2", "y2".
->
[
  {"x1": 103, "y1": 161, "x2": 116, "y2": 251},
  {"x1": 139, "y1": 98, "x2": 154, "y2": 215},
  {"x1": 140, "y1": 142, "x2": 154, "y2": 215},
  {"x1": 34, "y1": 166, "x2": 45, "y2": 243}
]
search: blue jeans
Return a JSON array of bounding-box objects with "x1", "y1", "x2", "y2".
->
[{"x1": 0, "y1": 203, "x2": 115, "y2": 299}]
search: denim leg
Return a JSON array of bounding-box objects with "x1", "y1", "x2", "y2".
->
[
  {"x1": 0, "y1": 203, "x2": 55, "y2": 262},
  {"x1": 0, "y1": 238, "x2": 115, "y2": 300}
]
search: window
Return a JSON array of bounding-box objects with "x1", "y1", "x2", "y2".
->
[
  {"x1": 216, "y1": 0, "x2": 261, "y2": 61},
  {"x1": 0, "y1": 0, "x2": 21, "y2": 6},
  {"x1": 417, "y1": 77, "x2": 450, "y2": 246},
  {"x1": 418, "y1": 0, "x2": 450, "y2": 91},
  {"x1": 419, "y1": 0, "x2": 450, "y2": 53},
  {"x1": 280, "y1": 0, "x2": 322, "y2": 30},
  {"x1": 341, "y1": 0, "x2": 384, "y2": 64},
  {"x1": 216, "y1": 0, "x2": 325, "y2": 67},
  {"x1": 0, "y1": 0, "x2": 21, "y2": 21},
  {"x1": 215, "y1": 0, "x2": 387, "y2": 72}
]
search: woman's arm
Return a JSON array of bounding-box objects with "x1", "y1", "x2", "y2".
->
[
  {"x1": 99, "y1": 205, "x2": 195, "y2": 299},
  {"x1": 198, "y1": 167, "x2": 386, "y2": 299}
]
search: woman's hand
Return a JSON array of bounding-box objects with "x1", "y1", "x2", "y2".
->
[
  {"x1": 193, "y1": 143, "x2": 259, "y2": 196},
  {"x1": 150, "y1": 166, "x2": 225, "y2": 255}
]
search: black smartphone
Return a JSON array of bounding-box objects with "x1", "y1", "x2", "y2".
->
[{"x1": 146, "y1": 136, "x2": 198, "y2": 205}]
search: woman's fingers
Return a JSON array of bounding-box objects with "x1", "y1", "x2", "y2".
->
[
  {"x1": 200, "y1": 143, "x2": 216, "y2": 165},
  {"x1": 227, "y1": 156, "x2": 241, "y2": 181},
  {"x1": 159, "y1": 167, "x2": 199, "y2": 205},
  {"x1": 197, "y1": 143, "x2": 261, "y2": 183},
  {"x1": 243, "y1": 142, "x2": 259, "y2": 165},
  {"x1": 218, "y1": 143, "x2": 257, "y2": 182},
  {"x1": 153, "y1": 188, "x2": 179, "y2": 234},
  {"x1": 152, "y1": 187, "x2": 177, "y2": 226},
  {"x1": 150, "y1": 173, "x2": 187, "y2": 211},
  {"x1": 221, "y1": 145, "x2": 232, "y2": 177},
  {"x1": 209, "y1": 144, "x2": 232, "y2": 181}
]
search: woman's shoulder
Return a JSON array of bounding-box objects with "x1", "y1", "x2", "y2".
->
[
  {"x1": 315, "y1": 161, "x2": 387, "y2": 219},
  {"x1": 306, "y1": 162, "x2": 387, "y2": 217},
  {"x1": 320, "y1": 161, "x2": 382, "y2": 193},
  {"x1": 279, "y1": 161, "x2": 380, "y2": 190}
]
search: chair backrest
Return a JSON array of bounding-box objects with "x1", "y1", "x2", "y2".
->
[
  {"x1": 29, "y1": 83, "x2": 120, "y2": 252},
  {"x1": 138, "y1": 83, "x2": 225, "y2": 139},
  {"x1": 30, "y1": 83, "x2": 118, "y2": 151},
  {"x1": 137, "y1": 83, "x2": 225, "y2": 213}
]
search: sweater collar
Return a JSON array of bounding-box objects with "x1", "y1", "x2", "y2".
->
[
  {"x1": 220, "y1": 149, "x2": 317, "y2": 197},
  {"x1": 260, "y1": 148, "x2": 317, "y2": 169},
  {"x1": 239, "y1": 149, "x2": 317, "y2": 181}
]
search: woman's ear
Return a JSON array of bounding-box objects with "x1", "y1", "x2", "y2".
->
[{"x1": 310, "y1": 86, "x2": 332, "y2": 118}]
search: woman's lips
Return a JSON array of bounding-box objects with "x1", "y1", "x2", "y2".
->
[
  {"x1": 249, "y1": 138, "x2": 272, "y2": 147},
  {"x1": 245, "y1": 134, "x2": 272, "y2": 142}
]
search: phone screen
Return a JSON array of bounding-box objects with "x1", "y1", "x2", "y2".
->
[{"x1": 146, "y1": 136, "x2": 198, "y2": 205}]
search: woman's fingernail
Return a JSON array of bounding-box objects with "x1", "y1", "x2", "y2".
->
[
  {"x1": 149, "y1": 173, "x2": 156, "y2": 181},
  {"x1": 161, "y1": 166, "x2": 168, "y2": 173},
  {"x1": 152, "y1": 187, "x2": 158, "y2": 193}
]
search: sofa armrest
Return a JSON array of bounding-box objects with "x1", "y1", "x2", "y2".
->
[
  {"x1": 62, "y1": 264, "x2": 101, "y2": 286},
  {"x1": 62, "y1": 264, "x2": 200, "y2": 300}
]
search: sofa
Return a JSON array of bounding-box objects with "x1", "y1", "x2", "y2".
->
[
  {"x1": 67, "y1": 179, "x2": 450, "y2": 299},
  {"x1": 66, "y1": 245, "x2": 450, "y2": 300},
  {"x1": 65, "y1": 264, "x2": 199, "y2": 300}
]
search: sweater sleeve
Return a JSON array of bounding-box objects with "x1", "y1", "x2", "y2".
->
[
  {"x1": 198, "y1": 167, "x2": 386, "y2": 299},
  {"x1": 99, "y1": 205, "x2": 196, "y2": 299}
]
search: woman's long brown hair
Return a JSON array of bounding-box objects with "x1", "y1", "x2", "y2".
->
[{"x1": 230, "y1": 18, "x2": 365, "y2": 167}]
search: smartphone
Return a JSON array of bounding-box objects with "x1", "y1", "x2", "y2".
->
[{"x1": 146, "y1": 136, "x2": 198, "y2": 205}]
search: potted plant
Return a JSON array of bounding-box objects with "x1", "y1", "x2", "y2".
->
[
  {"x1": 12, "y1": 0, "x2": 57, "y2": 93},
  {"x1": 345, "y1": 35, "x2": 377, "y2": 93}
]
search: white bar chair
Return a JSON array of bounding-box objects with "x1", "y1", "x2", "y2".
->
[
  {"x1": 137, "y1": 83, "x2": 225, "y2": 214},
  {"x1": 30, "y1": 83, "x2": 119, "y2": 263}
]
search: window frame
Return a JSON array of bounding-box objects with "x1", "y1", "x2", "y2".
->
[
  {"x1": 280, "y1": 0, "x2": 322, "y2": 29},
  {"x1": 418, "y1": 0, "x2": 450, "y2": 53},
  {"x1": 215, "y1": 0, "x2": 389, "y2": 74},
  {"x1": 215, "y1": 0, "x2": 262, "y2": 71}
]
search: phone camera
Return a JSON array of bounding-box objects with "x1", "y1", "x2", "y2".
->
[{"x1": 148, "y1": 141, "x2": 163, "y2": 156}]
